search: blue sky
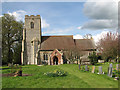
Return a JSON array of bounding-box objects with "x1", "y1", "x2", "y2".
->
[{"x1": 1, "y1": 1, "x2": 118, "y2": 43}]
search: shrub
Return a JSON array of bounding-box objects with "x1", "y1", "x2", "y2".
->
[
  {"x1": 44, "y1": 69, "x2": 67, "y2": 77},
  {"x1": 11, "y1": 65, "x2": 22, "y2": 74},
  {"x1": 88, "y1": 52, "x2": 98, "y2": 65},
  {"x1": 80, "y1": 66, "x2": 90, "y2": 72},
  {"x1": 80, "y1": 66, "x2": 85, "y2": 72},
  {"x1": 112, "y1": 69, "x2": 120, "y2": 77}
]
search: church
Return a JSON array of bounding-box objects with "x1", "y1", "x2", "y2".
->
[{"x1": 21, "y1": 15, "x2": 96, "y2": 65}]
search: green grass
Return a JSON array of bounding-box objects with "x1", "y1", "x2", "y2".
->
[{"x1": 2, "y1": 62, "x2": 119, "y2": 88}]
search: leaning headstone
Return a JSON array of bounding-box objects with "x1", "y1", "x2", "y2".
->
[
  {"x1": 98, "y1": 66, "x2": 102, "y2": 74},
  {"x1": 108, "y1": 66, "x2": 113, "y2": 77},
  {"x1": 85, "y1": 65, "x2": 88, "y2": 71},
  {"x1": 92, "y1": 66, "x2": 95, "y2": 73},
  {"x1": 79, "y1": 64, "x2": 81, "y2": 70}
]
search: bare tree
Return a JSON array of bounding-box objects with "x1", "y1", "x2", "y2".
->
[
  {"x1": 83, "y1": 34, "x2": 92, "y2": 39},
  {"x1": 97, "y1": 32, "x2": 118, "y2": 62},
  {"x1": 63, "y1": 47, "x2": 84, "y2": 64}
]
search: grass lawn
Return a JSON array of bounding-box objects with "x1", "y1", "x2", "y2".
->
[{"x1": 1, "y1": 62, "x2": 119, "y2": 88}]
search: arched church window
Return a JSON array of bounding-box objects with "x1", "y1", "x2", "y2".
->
[
  {"x1": 46, "y1": 54, "x2": 48, "y2": 60},
  {"x1": 43, "y1": 54, "x2": 45, "y2": 60},
  {"x1": 31, "y1": 22, "x2": 34, "y2": 29}
]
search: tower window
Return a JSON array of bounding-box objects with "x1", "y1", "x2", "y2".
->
[{"x1": 31, "y1": 22, "x2": 34, "y2": 29}]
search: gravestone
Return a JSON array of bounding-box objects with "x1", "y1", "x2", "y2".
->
[
  {"x1": 108, "y1": 67, "x2": 113, "y2": 77},
  {"x1": 79, "y1": 64, "x2": 81, "y2": 70},
  {"x1": 92, "y1": 66, "x2": 95, "y2": 73},
  {"x1": 108, "y1": 64, "x2": 113, "y2": 77},
  {"x1": 99, "y1": 66, "x2": 102, "y2": 74},
  {"x1": 85, "y1": 65, "x2": 88, "y2": 71}
]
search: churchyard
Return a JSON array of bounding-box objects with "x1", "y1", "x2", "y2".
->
[{"x1": 1, "y1": 62, "x2": 119, "y2": 88}]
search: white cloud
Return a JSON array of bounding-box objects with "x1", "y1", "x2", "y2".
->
[
  {"x1": 41, "y1": 17, "x2": 50, "y2": 28},
  {"x1": 7, "y1": 10, "x2": 50, "y2": 28},
  {"x1": 83, "y1": 1, "x2": 117, "y2": 20},
  {"x1": 77, "y1": 26, "x2": 82, "y2": 30},
  {"x1": 80, "y1": 1, "x2": 118, "y2": 30},
  {"x1": 0, "y1": 15, "x2": 3, "y2": 17},
  {"x1": 92, "y1": 30, "x2": 109, "y2": 44},
  {"x1": 73, "y1": 34, "x2": 83, "y2": 39},
  {"x1": 7, "y1": 10, "x2": 27, "y2": 21},
  {"x1": 85, "y1": 0, "x2": 118, "y2": 3},
  {"x1": 1, "y1": 0, "x2": 119, "y2": 2},
  {"x1": 81, "y1": 20, "x2": 117, "y2": 30}
]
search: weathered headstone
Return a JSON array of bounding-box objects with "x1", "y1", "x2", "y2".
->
[
  {"x1": 79, "y1": 64, "x2": 81, "y2": 70},
  {"x1": 85, "y1": 65, "x2": 88, "y2": 71},
  {"x1": 99, "y1": 66, "x2": 102, "y2": 74},
  {"x1": 108, "y1": 64, "x2": 113, "y2": 77},
  {"x1": 108, "y1": 67, "x2": 113, "y2": 77},
  {"x1": 92, "y1": 66, "x2": 95, "y2": 73}
]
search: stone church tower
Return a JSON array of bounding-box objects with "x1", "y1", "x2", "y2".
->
[{"x1": 21, "y1": 15, "x2": 42, "y2": 65}]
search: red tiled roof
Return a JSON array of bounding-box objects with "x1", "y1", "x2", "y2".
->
[
  {"x1": 40, "y1": 35, "x2": 75, "y2": 50},
  {"x1": 74, "y1": 39, "x2": 95, "y2": 50},
  {"x1": 40, "y1": 35, "x2": 95, "y2": 50}
]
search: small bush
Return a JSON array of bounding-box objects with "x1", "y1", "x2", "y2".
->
[
  {"x1": 112, "y1": 69, "x2": 120, "y2": 77},
  {"x1": 11, "y1": 65, "x2": 22, "y2": 74},
  {"x1": 44, "y1": 69, "x2": 67, "y2": 77},
  {"x1": 80, "y1": 66, "x2": 84, "y2": 71},
  {"x1": 88, "y1": 52, "x2": 98, "y2": 65},
  {"x1": 80, "y1": 66, "x2": 90, "y2": 72}
]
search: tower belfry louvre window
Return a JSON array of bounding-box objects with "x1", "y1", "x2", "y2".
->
[{"x1": 31, "y1": 22, "x2": 34, "y2": 29}]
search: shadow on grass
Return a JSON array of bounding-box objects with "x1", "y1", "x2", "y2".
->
[
  {"x1": 1, "y1": 65, "x2": 36, "y2": 71},
  {"x1": 95, "y1": 63, "x2": 105, "y2": 66},
  {"x1": 0, "y1": 67, "x2": 10, "y2": 70}
]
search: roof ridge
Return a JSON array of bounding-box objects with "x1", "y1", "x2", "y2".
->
[
  {"x1": 74, "y1": 39, "x2": 92, "y2": 40},
  {"x1": 42, "y1": 35, "x2": 73, "y2": 37}
]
